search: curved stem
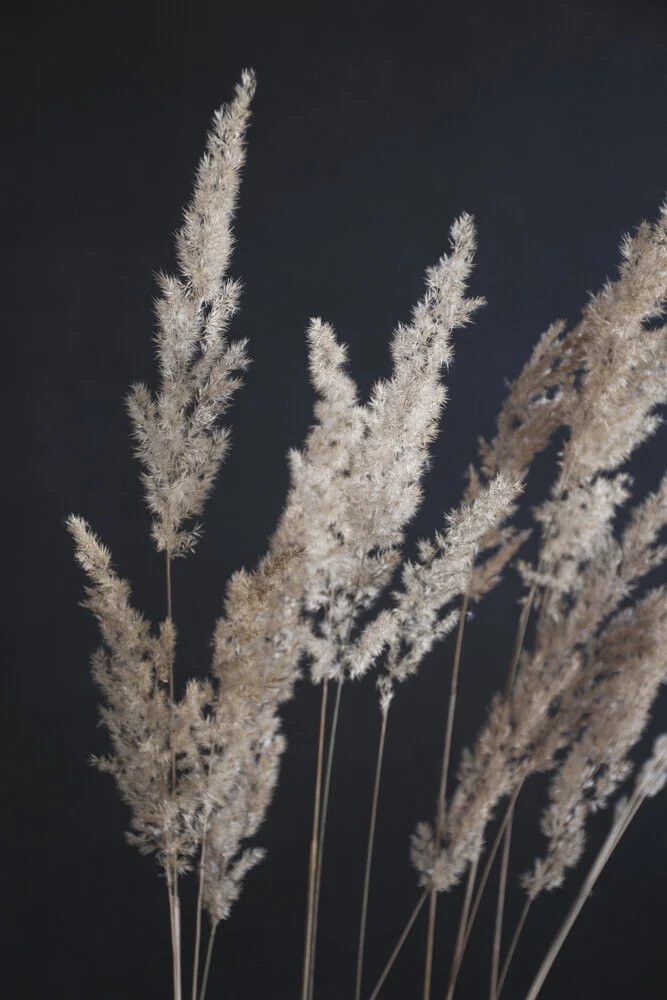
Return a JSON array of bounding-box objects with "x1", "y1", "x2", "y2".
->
[{"x1": 355, "y1": 704, "x2": 390, "y2": 1000}]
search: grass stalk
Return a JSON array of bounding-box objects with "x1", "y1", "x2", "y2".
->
[
  {"x1": 308, "y1": 678, "x2": 343, "y2": 1000},
  {"x1": 198, "y1": 919, "x2": 219, "y2": 1000},
  {"x1": 355, "y1": 702, "x2": 390, "y2": 1000},
  {"x1": 367, "y1": 890, "x2": 429, "y2": 1000},
  {"x1": 445, "y1": 786, "x2": 520, "y2": 1000},
  {"x1": 524, "y1": 788, "x2": 645, "y2": 1000},
  {"x1": 165, "y1": 548, "x2": 182, "y2": 1000},
  {"x1": 489, "y1": 803, "x2": 513, "y2": 999},
  {"x1": 496, "y1": 896, "x2": 531, "y2": 997},
  {"x1": 423, "y1": 586, "x2": 471, "y2": 1000},
  {"x1": 302, "y1": 679, "x2": 329, "y2": 1000},
  {"x1": 191, "y1": 817, "x2": 209, "y2": 1000}
]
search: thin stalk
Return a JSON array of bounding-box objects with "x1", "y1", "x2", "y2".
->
[
  {"x1": 444, "y1": 858, "x2": 477, "y2": 1000},
  {"x1": 445, "y1": 558, "x2": 534, "y2": 1000},
  {"x1": 165, "y1": 547, "x2": 181, "y2": 1000},
  {"x1": 490, "y1": 803, "x2": 514, "y2": 999},
  {"x1": 367, "y1": 890, "x2": 428, "y2": 1000},
  {"x1": 308, "y1": 678, "x2": 343, "y2": 1000},
  {"x1": 174, "y1": 885, "x2": 182, "y2": 1000},
  {"x1": 191, "y1": 816, "x2": 209, "y2": 1000},
  {"x1": 424, "y1": 586, "x2": 471, "y2": 1000},
  {"x1": 452, "y1": 856, "x2": 477, "y2": 969},
  {"x1": 307, "y1": 562, "x2": 366, "y2": 1000},
  {"x1": 445, "y1": 787, "x2": 520, "y2": 1000},
  {"x1": 496, "y1": 896, "x2": 531, "y2": 997},
  {"x1": 166, "y1": 865, "x2": 182, "y2": 1000},
  {"x1": 302, "y1": 679, "x2": 329, "y2": 1000},
  {"x1": 524, "y1": 788, "x2": 645, "y2": 1000},
  {"x1": 355, "y1": 703, "x2": 390, "y2": 1000},
  {"x1": 199, "y1": 919, "x2": 219, "y2": 1000},
  {"x1": 491, "y1": 490, "x2": 569, "y2": 998},
  {"x1": 505, "y1": 575, "x2": 537, "y2": 703}
]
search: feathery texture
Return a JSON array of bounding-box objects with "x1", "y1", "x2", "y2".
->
[
  {"x1": 271, "y1": 215, "x2": 486, "y2": 684},
  {"x1": 412, "y1": 205, "x2": 667, "y2": 897},
  {"x1": 126, "y1": 70, "x2": 255, "y2": 557},
  {"x1": 68, "y1": 77, "x2": 667, "y2": 998}
]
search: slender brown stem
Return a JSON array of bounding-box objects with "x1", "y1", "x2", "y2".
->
[
  {"x1": 302, "y1": 679, "x2": 329, "y2": 1000},
  {"x1": 174, "y1": 882, "x2": 182, "y2": 1000},
  {"x1": 355, "y1": 703, "x2": 390, "y2": 1000},
  {"x1": 490, "y1": 803, "x2": 514, "y2": 999},
  {"x1": 423, "y1": 586, "x2": 471, "y2": 1000},
  {"x1": 463, "y1": 788, "x2": 518, "y2": 948},
  {"x1": 198, "y1": 919, "x2": 219, "y2": 1000},
  {"x1": 367, "y1": 890, "x2": 428, "y2": 1000},
  {"x1": 505, "y1": 578, "x2": 537, "y2": 703},
  {"x1": 439, "y1": 587, "x2": 471, "y2": 822},
  {"x1": 307, "y1": 561, "x2": 367, "y2": 1000},
  {"x1": 166, "y1": 865, "x2": 183, "y2": 1000},
  {"x1": 308, "y1": 678, "x2": 343, "y2": 1000},
  {"x1": 192, "y1": 817, "x2": 209, "y2": 1000},
  {"x1": 454, "y1": 858, "x2": 477, "y2": 958},
  {"x1": 164, "y1": 547, "x2": 181, "y2": 1000},
  {"x1": 496, "y1": 896, "x2": 531, "y2": 997},
  {"x1": 444, "y1": 857, "x2": 477, "y2": 1000},
  {"x1": 524, "y1": 788, "x2": 646, "y2": 1000},
  {"x1": 446, "y1": 787, "x2": 520, "y2": 1000}
]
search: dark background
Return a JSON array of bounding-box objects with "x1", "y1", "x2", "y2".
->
[{"x1": 6, "y1": 1, "x2": 667, "y2": 997}]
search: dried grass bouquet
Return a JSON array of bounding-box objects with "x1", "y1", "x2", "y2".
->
[{"x1": 68, "y1": 70, "x2": 667, "y2": 1000}]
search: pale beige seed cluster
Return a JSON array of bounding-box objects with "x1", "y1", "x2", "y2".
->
[{"x1": 69, "y1": 71, "x2": 667, "y2": 946}]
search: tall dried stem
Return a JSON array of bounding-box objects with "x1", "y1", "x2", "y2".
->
[
  {"x1": 489, "y1": 803, "x2": 513, "y2": 999},
  {"x1": 308, "y1": 678, "x2": 343, "y2": 1000},
  {"x1": 367, "y1": 890, "x2": 429, "y2": 1000},
  {"x1": 302, "y1": 679, "x2": 329, "y2": 1000},
  {"x1": 355, "y1": 701, "x2": 390, "y2": 1000},
  {"x1": 191, "y1": 817, "x2": 209, "y2": 1000},
  {"x1": 423, "y1": 585, "x2": 471, "y2": 999},
  {"x1": 165, "y1": 547, "x2": 182, "y2": 1000},
  {"x1": 445, "y1": 786, "x2": 520, "y2": 1000},
  {"x1": 198, "y1": 920, "x2": 219, "y2": 1000},
  {"x1": 524, "y1": 788, "x2": 645, "y2": 1000},
  {"x1": 496, "y1": 896, "x2": 531, "y2": 997}
]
